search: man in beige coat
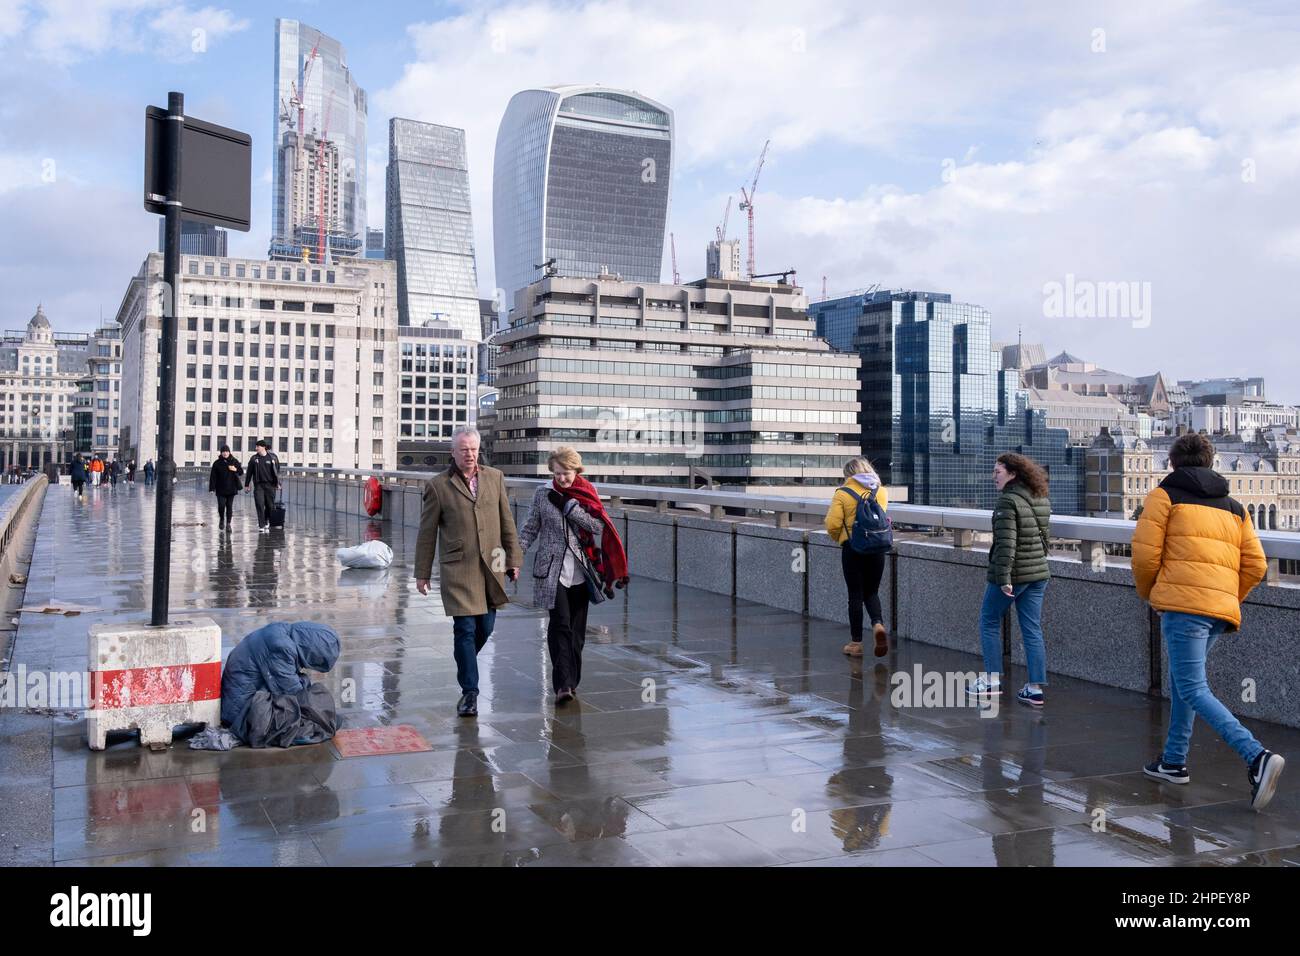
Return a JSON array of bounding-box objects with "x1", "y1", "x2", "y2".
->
[{"x1": 415, "y1": 428, "x2": 522, "y2": 716}]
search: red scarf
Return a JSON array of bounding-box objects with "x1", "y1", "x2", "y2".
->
[{"x1": 556, "y1": 475, "x2": 629, "y2": 594}]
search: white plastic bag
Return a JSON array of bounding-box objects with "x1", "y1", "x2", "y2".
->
[{"x1": 336, "y1": 540, "x2": 394, "y2": 569}]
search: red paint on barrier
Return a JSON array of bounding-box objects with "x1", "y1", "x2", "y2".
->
[{"x1": 91, "y1": 661, "x2": 222, "y2": 709}]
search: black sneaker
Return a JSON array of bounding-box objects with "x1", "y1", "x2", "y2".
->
[
  {"x1": 456, "y1": 692, "x2": 478, "y2": 718},
  {"x1": 1144, "y1": 759, "x2": 1190, "y2": 785},
  {"x1": 1249, "y1": 751, "x2": 1285, "y2": 810}
]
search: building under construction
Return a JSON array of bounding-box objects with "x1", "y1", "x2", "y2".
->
[{"x1": 269, "y1": 19, "x2": 368, "y2": 264}]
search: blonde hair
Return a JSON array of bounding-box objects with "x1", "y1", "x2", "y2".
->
[
  {"x1": 547, "y1": 446, "x2": 584, "y2": 474},
  {"x1": 842, "y1": 457, "x2": 876, "y2": 479}
]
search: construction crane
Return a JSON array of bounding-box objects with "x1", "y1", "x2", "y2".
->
[
  {"x1": 738, "y1": 139, "x2": 770, "y2": 278},
  {"x1": 752, "y1": 268, "x2": 797, "y2": 286},
  {"x1": 278, "y1": 39, "x2": 321, "y2": 250},
  {"x1": 715, "y1": 196, "x2": 732, "y2": 243},
  {"x1": 315, "y1": 90, "x2": 335, "y2": 264},
  {"x1": 670, "y1": 232, "x2": 680, "y2": 284}
]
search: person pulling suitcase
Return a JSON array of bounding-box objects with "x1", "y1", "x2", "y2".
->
[{"x1": 244, "y1": 439, "x2": 281, "y2": 533}]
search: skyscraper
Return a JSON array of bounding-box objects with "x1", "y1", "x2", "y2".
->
[
  {"x1": 158, "y1": 220, "x2": 228, "y2": 257},
  {"x1": 493, "y1": 86, "x2": 674, "y2": 304},
  {"x1": 271, "y1": 19, "x2": 367, "y2": 262},
  {"x1": 385, "y1": 119, "x2": 482, "y2": 342},
  {"x1": 837, "y1": 290, "x2": 1081, "y2": 513}
]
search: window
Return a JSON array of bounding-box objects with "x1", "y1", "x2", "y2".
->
[
  {"x1": 282, "y1": 301, "x2": 305, "y2": 312},
  {"x1": 312, "y1": 303, "x2": 334, "y2": 314}
]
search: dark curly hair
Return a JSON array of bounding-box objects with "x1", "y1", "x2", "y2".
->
[
  {"x1": 997, "y1": 452, "x2": 1049, "y2": 498},
  {"x1": 1169, "y1": 432, "x2": 1214, "y2": 469}
]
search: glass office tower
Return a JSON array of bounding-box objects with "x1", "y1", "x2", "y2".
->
[
  {"x1": 385, "y1": 119, "x2": 481, "y2": 341},
  {"x1": 157, "y1": 221, "x2": 228, "y2": 257},
  {"x1": 271, "y1": 19, "x2": 367, "y2": 257},
  {"x1": 853, "y1": 292, "x2": 1081, "y2": 513},
  {"x1": 492, "y1": 86, "x2": 674, "y2": 305}
]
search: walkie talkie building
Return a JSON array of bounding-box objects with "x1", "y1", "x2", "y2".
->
[{"x1": 492, "y1": 86, "x2": 674, "y2": 310}]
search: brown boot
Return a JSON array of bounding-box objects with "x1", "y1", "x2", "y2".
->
[
  {"x1": 843, "y1": 641, "x2": 864, "y2": 657},
  {"x1": 873, "y1": 623, "x2": 888, "y2": 657}
]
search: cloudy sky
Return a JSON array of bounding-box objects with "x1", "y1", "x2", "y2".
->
[{"x1": 2, "y1": 0, "x2": 1298, "y2": 399}]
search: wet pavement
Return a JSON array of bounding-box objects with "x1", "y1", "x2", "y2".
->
[{"x1": 2, "y1": 475, "x2": 1299, "y2": 867}]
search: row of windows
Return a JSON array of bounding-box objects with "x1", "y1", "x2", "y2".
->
[
  {"x1": 400, "y1": 423, "x2": 461, "y2": 438},
  {"x1": 185, "y1": 412, "x2": 347, "y2": 430},
  {"x1": 499, "y1": 358, "x2": 855, "y2": 382},
  {"x1": 182, "y1": 387, "x2": 353, "y2": 407},
  {"x1": 183, "y1": 365, "x2": 338, "y2": 383},
  {"x1": 184, "y1": 434, "x2": 379, "y2": 455},
  {"x1": 399, "y1": 409, "x2": 469, "y2": 423},
  {"x1": 400, "y1": 393, "x2": 469, "y2": 407},
  {"x1": 695, "y1": 386, "x2": 858, "y2": 403},
  {"x1": 500, "y1": 381, "x2": 696, "y2": 401},
  {"x1": 495, "y1": 403, "x2": 859, "y2": 425},
  {"x1": 495, "y1": 451, "x2": 844, "y2": 469},
  {"x1": 399, "y1": 343, "x2": 471, "y2": 357},
  {"x1": 497, "y1": 427, "x2": 851, "y2": 447},
  {"x1": 184, "y1": 318, "x2": 337, "y2": 335},
  {"x1": 186, "y1": 341, "x2": 338, "y2": 360},
  {"x1": 187, "y1": 260, "x2": 337, "y2": 284}
]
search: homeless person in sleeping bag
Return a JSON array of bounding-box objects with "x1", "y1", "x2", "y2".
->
[{"x1": 220, "y1": 621, "x2": 341, "y2": 748}]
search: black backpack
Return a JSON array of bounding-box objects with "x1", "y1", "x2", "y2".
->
[{"x1": 839, "y1": 485, "x2": 893, "y2": 554}]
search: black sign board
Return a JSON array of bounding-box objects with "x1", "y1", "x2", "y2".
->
[{"x1": 144, "y1": 106, "x2": 251, "y2": 231}]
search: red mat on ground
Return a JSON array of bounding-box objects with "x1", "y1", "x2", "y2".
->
[{"x1": 333, "y1": 725, "x2": 432, "y2": 758}]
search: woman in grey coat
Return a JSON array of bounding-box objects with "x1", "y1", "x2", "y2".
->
[{"x1": 517, "y1": 447, "x2": 605, "y2": 703}]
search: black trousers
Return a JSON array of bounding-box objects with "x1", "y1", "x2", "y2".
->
[
  {"x1": 216, "y1": 494, "x2": 235, "y2": 524},
  {"x1": 841, "y1": 544, "x2": 886, "y2": 640},
  {"x1": 252, "y1": 483, "x2": 276, "y2": 526},
  {"x1": 548, "y1": 582, "x2": 590, "y2": 693}
]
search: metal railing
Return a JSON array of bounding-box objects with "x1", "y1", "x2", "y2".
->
[{"x1": 265, "y1": 465, "x2": 1300, "y2": 567}]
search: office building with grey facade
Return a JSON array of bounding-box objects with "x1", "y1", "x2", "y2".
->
[{"x1": 492, "y1": 274, "x2": 860, "y2": 489}]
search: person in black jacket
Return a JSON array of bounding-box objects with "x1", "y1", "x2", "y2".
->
[
  {"x1": 209, "y1": 445, "x2": 243, "y2": 530},
  {"x1": 244, "y1": 439, "x2": 280, "y2": 532}
]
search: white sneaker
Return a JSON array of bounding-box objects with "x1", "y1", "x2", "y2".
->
[{"x1": 966, "y1": 676, "x2": 1001, "y2": 698}]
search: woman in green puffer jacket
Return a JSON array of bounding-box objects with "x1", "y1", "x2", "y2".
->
[{"x1": 968, "y1": 453, "x2": 1053, "y2": 707}]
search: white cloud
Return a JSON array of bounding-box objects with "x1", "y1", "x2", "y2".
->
[
  {"x1": 368, "y1": 0, "x2": 1300, "y2": 399},
  {"x1": 10, "y1": 0, "x2": 247, "y2": 65}
]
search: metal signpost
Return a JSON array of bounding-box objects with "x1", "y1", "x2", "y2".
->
[{"x1": 143, "y1": 91, "x2": 250, "y2": 626}]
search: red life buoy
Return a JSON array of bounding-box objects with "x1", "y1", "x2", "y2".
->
[{"x1": 363, "y1": 476, "x2": 383, "y2": 516}]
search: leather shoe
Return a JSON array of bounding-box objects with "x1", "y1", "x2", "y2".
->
[{"x1": 456, "y1": 692, "x2": 478, "y2": 717}]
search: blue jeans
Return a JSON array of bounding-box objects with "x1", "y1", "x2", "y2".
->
[
  {"x1": 978, "y1": 580, "x2": 1048, "y2": 684},
  {"x1": 1161, "y1": 611, "x2": 1263, "y2": 767},
  {"x1": 452, "y1": 611, "x2": 496, "y2": 695}
]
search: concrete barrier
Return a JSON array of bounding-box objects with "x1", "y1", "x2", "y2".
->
[{"x1": 87, "y1": 616, "x2": 222, "y2": 750}]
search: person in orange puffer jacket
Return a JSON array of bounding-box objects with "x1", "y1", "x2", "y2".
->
[{"x1": 1132, "y1": 432, "x2": 1283, "y2": 810}]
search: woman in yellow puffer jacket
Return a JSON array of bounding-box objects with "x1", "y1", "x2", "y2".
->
[
  {"x1": 1132, "y1": 432, "x2": 1283, "y2": 810},
  {"x1": 825, "y1": 457, "x2": 890, "y2": 658}
]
